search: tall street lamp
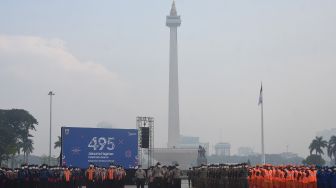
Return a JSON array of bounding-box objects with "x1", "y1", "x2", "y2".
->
[{"x1": 48, "y1": 91, "x2": 55, "y2": 165}]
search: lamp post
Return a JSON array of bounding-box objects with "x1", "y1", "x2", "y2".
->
[{"x1": 48, "y1": 91, "x2": 55, "y2": 165}]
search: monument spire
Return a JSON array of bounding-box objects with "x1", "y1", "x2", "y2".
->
[
  {"x1": 170, "y1": 1, "x2": 177, "y2": 16},
  {"x1": 166, "y1": 1, "x2": 181, "y2": 148}
]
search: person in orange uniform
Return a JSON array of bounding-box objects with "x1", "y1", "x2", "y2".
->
[
  {"x1": 248, "y1": 168, "x2": 254, "y2": 188},
  {"x1": 86, "y1": 164, "x2": 96, "y2": 188},
  {"x1": 248, "y1": 165, "x2": 318, "y2": 188},
  {"x1": 63, "y1": 167, "x2": 72, "y2": 188},
  {"x1": 107, "y1": 164, "x2": 116, "y2": 188},
  {"x1": 256, "y1": 167, "x2": 263, "y2": 188},
  {"x1": 286, "y1": 168, "x2": 295, "y2": 188},
  {"x1": 308, "y1": 167, "x2": 317, "y2": 188}
]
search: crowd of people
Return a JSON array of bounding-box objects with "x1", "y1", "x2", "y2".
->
[
  {"x1": 0, "y1": 161, "x2": 182, "y2": 188},
  {"x1": 188, "y1": 163, "x2": 249, "y2": 188},
  {"x1": 187, "y1": 163, "x2": 336, "y2": 188},
  {"x1": 2, "y1": 162, "x2": 336, "y2": 188},
  {"x1": 134, "y1": 162, "x2": 182, "y2": 188},
  {"x1": 248, "y1": 165, "x2": 317, "y2": 188},
  {"x1": 316, "y1": 166, "x2": 336, "y2": 188},
  {"x1": 0, "y1": 163, "x2": 126, "y2": 188}
]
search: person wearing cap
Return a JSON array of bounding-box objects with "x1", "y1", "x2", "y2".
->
[
  {"x1": 101, "y1": 167, "x2": 107, "y2": 188},
  {"x1": 0, "y1": 168, "x2": 7, "y2": 188},
  {"x1": 8, "y1": 168, "x2": 17, "y2": 188},
  {"x1": 186, "y1": 167, "x2": 192, "y2": 188},
  {"x1": 172, "y1": 163, "x2": 182, "y2": 188},
  {"x1": 153, "y1": 162, "x2": 163, "y2": 187},
  {"x1": 85, "y1": 164, "x2": 95, "y2": 188},
  {"x1": 114, "y1": 166, "x2": 119, "y2": 188},
  {"x1": 48, "y1": 166, "x2": 55, "y2": 188},
  {"x1": 165, "y1": 165, "x2": 173, "y2": 188},
  {"x1": 17, "y1": 165, "x2": 28, "y2": 188},
  {"x1": 198, "y1": 165, "x2": 207, "y2": 188},
  {"x1": 39, "y1": 164, "x2": 49, "y2": 188},
  {"x1": 135, "y1": 165, "x2": 146, "y2": 188},
  {"x1": 114, "y1": 166, "x2": 121, "y2": 188},
  {"x1": 116, "y1": 166, "x2": 122, "y2": 188},
  {"x1": 72, "y1": 167, "x2": 83, "y2": 188},
  {"x1": 95, "y1": 167, "x2": 102, "y2": 188},
  {"x1": 119, "y1": 166, "x2": 127, "y2": 188},
  {"x1": 161, "y1": 165, "x2": 169, "y2": 188},
  {"x1": 107, "y1": 164, "x2": 116, "y2": 188},
  {"x1": 147, "y1": 166, "x2": 154, "y2": 188},
  {"x1": 62, "y1": 166, "x2": 72, "y2": 188}
]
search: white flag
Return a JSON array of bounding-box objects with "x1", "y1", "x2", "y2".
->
[{"x1": 258, "y1": 84, "x2": 263, "y2": 106}]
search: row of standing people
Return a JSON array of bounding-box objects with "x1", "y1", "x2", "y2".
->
[
  {"x1": 189, "y1": 163, "x2": 249, "y2": 188},
  {"x1": 0, "y1": 163, "x2": 126, "y2": 188},
  {"x1": 134, "y1": 162, "x2": 182, "y2": 188},
  {"x1": 249, "y1": 165, "x2": 317, "y2": 188},
  {"x1": 316, "y1": 166, "x2": 336, "y2": 188}
]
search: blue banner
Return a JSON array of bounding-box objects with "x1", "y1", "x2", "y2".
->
[{"x1": 61, "y1": 127, "x2": 138, "y2": 169}]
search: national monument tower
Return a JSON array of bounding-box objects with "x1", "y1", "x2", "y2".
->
[
  {"x1": 166, "y1": 1, "x2": 181, "y2": 148},
  {"x1": 152, "y1": 2, "x2": 199, "y2": 169}
]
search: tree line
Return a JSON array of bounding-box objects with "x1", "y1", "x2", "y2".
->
[
  {"x1": 303, "y1": 136, "x2": 336, "y2": 166},
  {"x1": 0, "y1": 109, "x2": 38, "y2": 164}
]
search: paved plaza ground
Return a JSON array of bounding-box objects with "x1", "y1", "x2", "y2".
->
[{"x1": 124, "y1": 180, "x2": 190, "y2": 188}]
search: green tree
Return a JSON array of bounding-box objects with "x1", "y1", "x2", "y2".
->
[
  {"x1": 54, "y1": 136, "x2": 62, "y2": 165},
  {"x1": 22, "y1": 138, "x2": 34, "y2": 163},
  {"x1": 40, "y1": 155, "x2": 49, "y2": 165},
  {"x1": 0, "y1": 120, "x2": 18, "y2": 163},
  {"x1": 309, "y1": 136, "x2": 327, "y2": 155},
  {"x1": 54, "y1": 136, "x2": 61, "y2": 149},
  {"x1": 0, "y1": 109, "x2": 38, "y2": 163},
  {"x1": 302, "y1": 154, "x2": 325, "y2": 166},
  {"x1": 328, "y1": 135, "x2": 336, "y2": 165}
]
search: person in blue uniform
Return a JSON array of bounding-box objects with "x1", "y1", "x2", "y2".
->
[
  {"x1": 39, "y1": 164, "x2": 49, "y2": 188},
  {"x1": 18, "y1": 165, "x2": 29, "y2": 188}
]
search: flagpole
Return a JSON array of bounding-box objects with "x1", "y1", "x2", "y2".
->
[{"x1": 261, "y1": 97, "x2": 265, "y2": 164}]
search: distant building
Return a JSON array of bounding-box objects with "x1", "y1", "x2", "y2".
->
[
  {"x1": 179, "y1": 135, "x2": 209, "y2": 155},
  {"x1": 238, "y1": 147, "x2": 255, "y2": 156},
  {"x1": 280, "y1": 152, "x2": 299, "y2": 159},
  {"x1": 215, "y1": 143, "x2": 231, "y2": 156}
]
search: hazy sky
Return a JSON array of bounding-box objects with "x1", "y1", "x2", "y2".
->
[{"x1": 0, "y1": 0, "x2": 335, "y2": 157}]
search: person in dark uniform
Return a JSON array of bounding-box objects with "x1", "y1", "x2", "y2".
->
[
  {"x1": 146, "y1": 166, "x2": 153, "y2": 188},
  {"x1": 48, "y1": 166, "x2": 55, "y2": 188},
  {"x1": 0, "y1": 167, "x2": 7, "y2": 188},
  {"x1": 32, "y1": 165, "x2": 40, "y2": 188},
  {"x1": 114, "y1": 166, "x2": 124, "y2": 188},
  {"x1": 55, "y1": 166, "x2": 62, "y2": 188},
  {"x1": 39, "y1": 164, "x2": 49, "y2": 188},
  {"x1": 27, "y1": 165, "x2": 33, "y2": 188},
  {"x1": 72, "y1": 167, "x2": 81, "y2": 188},
  {"x1": 17, "y1": 165, "x2": 28, "y2": 188},
  {"x1": 161, "y1": 165, "x2": 169, "y2": 188},
  {"x1": 187, "y1": 168, "x2": 192, "y2": 188}
]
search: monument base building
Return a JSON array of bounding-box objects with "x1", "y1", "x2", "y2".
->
[
  {"x1": 153, "y1": 148, "x2": 198, "y2": 169},
  {"x1": 153, "y1": 135, "x2": 208, "y2": 169}
]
